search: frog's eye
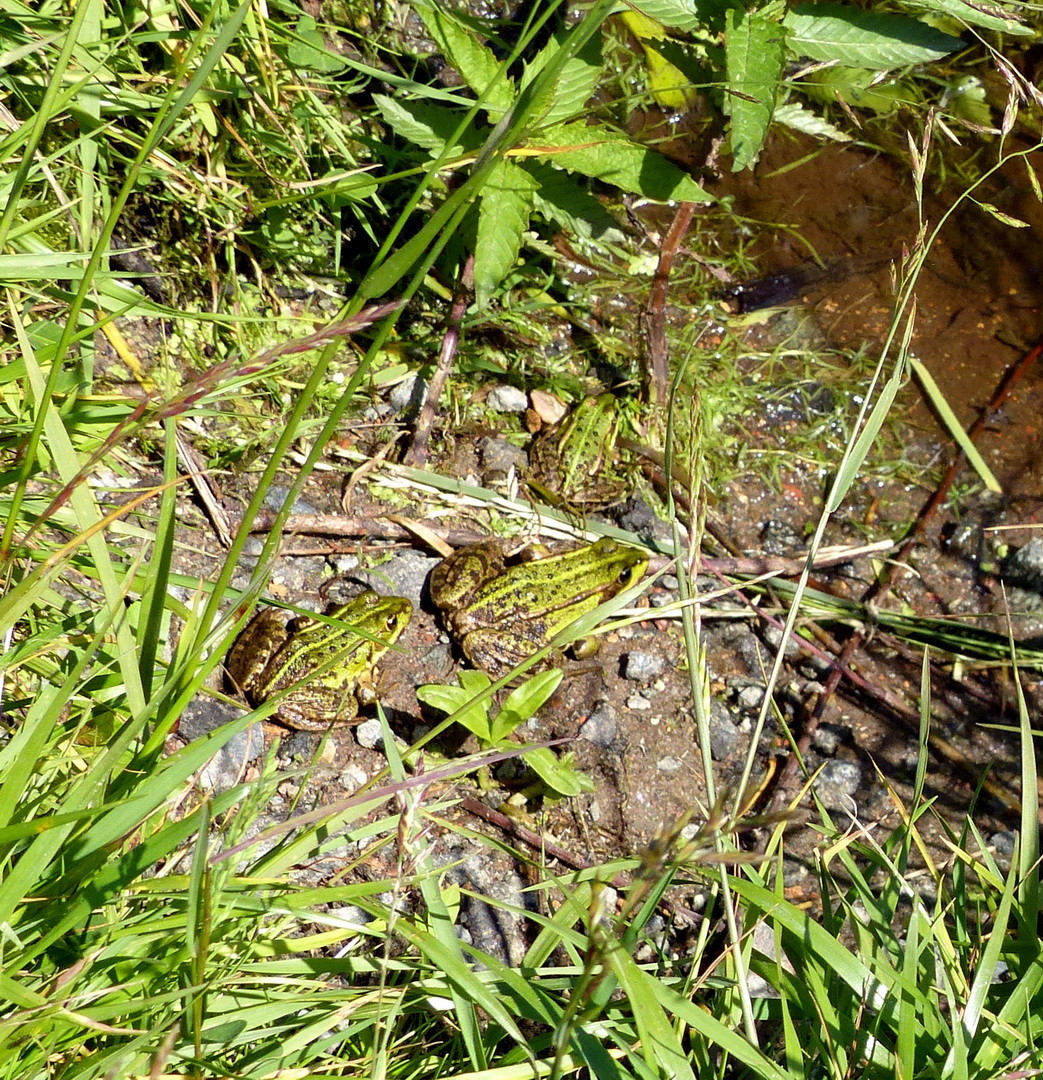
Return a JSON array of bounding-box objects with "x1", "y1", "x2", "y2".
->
[
  {"x1": 385, "y1": 614, "x2": 399, "y2": 632},
  {"x1": 618, "y1": 567, "x2": 635, "y2": 585}
]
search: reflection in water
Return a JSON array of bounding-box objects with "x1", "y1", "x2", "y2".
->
[{"x1": 718, "y1": 255, "x2": 895, "y2": 314}]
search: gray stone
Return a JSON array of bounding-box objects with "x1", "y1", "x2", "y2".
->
[
  {"x1": 708, "y1": 701, "x2": 739, "y2": 761},
  {"x1": 626, "y1": 694, "x2": 652, "y2": 711},
  {"x1": 580, "y1": 703, "x2": 618, "y2": 747},
  {"x1": 479, "y1": 436, "x2": 527, "y2": 476},
  {"x1": 196, "y1": 723, "x2": 265, "y2": 793},
  {"x1": 811, "y1": 722, "x2": 849, "y2": 757},
  {"x1": 355, "y1": 718, "x2": 386, "y2": 750},
  {"x1": 814, "y1": 759, "x2": 862, "y2": 810},
  {"x1": 346, "y1": 549, "x2": 440, "y2": 609},
  {"x1": 734, "y1": 680, "x2": 766, "y2": 712},
  {"x1": 623, "y1": 650, "x2": 666, "y2": 682},
  {"x1": 389, "y1": 374, "x2": 429, "y2": 416},
  {"x1": 261, "y1": 485, "x2": 317, "y2": 516},
  {"x1": 656, "y1": 755, "x2": 684, "y2": 776},
  {"x1": 486, "y1": 384, "x2": 528, "y2": 412}
]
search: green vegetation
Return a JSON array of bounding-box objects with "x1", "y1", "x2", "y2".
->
[{"x1": 1, "y1": 0, "x2": 1041, "y2": 1075}]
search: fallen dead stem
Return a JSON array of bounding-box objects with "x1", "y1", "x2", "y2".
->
[
  {"x1": 767, "y1": 336, "x2": 1043, "y2": 814},
  {"x1": 405, "y1": 254, "x2": 473, "y2": 467}
]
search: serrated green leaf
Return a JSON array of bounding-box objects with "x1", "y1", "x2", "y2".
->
[
  {"x1": 783, "y1": 3, "x2": 964, "y2": 70},
  {"x1": 725, "y1": 10, "x2": 784, "y2": 170},
  {"x1": 803, "y1": 65, "x2": 920, "y2": 114},
  {"x1": 474, "y1": 158, "x2": 537, "y2": 306},
  {"x1": 529, "y1": 161, "x2": 625, "y2": 241},
  {"x1": 910, "y1": 0, "x2": 1031, "y2": 36},
  {"x1": 520, "y1": 30, "x2": 602, "y2": 127},
  {"x1": 620, "y1": 10, "x2": 700, "y2": 111},
  {"x1": 773, "y1": 100, "x2": 853, "y2": 141},
  {"x1": 536, "y1": 122, "x2": 713, "y2": 203},
  {"x1": 626, "y1": 0, "x2": 716, "y2": 33},
  {"x1": 372, "y1": 94, "x2": 471, "y2": 155},
  {"x1": 413, "y1": 1, "x2": 515, "y2": 118}
]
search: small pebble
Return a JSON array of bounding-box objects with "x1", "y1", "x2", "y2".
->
[
  {"x1": 337, "y1": 763, "x2": 369, "y2": 791},
  {"x1": 355, "y1": 719, "x2": 386, "y2": 750},
  {"x1": 529, "y1": 389, "x2": 568, "y2": 425},
  {"x1": 811, "y1": 722, "x2": 849, "y2": 757},
  {"x1": 580, "y1": 703, "x2": 618, "y2": 747},
  {"x1": 623, "y1": 651, "x2": 666, "y2": 682},
  {"x1": 736, "y1": 682, "x2": 766, "y2": 712},
  {"x1": 389, "y1": 374, "x2": 429, "y2": 415},
  {"x1": 708, "y1": 701, "x2": 739, "y2": 761},
  {"x1": 479, "y1": 436, "x2": 527, "y2": 476},
  {"x1": 626, "y1": 694, "x2": 652, "y2": 711},
  {"x1": 656, "y1": 755, "x2": 683, "y2": 776},
  {"x1": 486, "y1": 384, "x2": 528, "y2": 412},
  {"x1": 814, "y1": 759, "x2": 862, "y2": 810}
]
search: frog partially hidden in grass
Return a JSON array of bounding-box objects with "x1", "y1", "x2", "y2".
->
[
  {"x1": 429, "y1": 537, "x2": 648, "y2": 677},
  {"x1": 228, "y1": 590, "x2": 412, "y2": 730}
]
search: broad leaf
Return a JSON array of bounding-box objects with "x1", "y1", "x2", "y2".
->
[
  {"x1": 413, "y1": 1, "x2": 516, "y2": 118},
  {"x1": 725, "y1": 9, "x2": 785, "y2": 170},
  {"x1": 909, "y1": 0, "x2": 1031, "y2": 36},
  {"x1": 529, "y1": 160, "x2": 625, "y2": 241},
  {"x1": 521, "y1": 31, "x2": 602, "y2": 127},
  {"x1": 626, "y1": 0, "x2": 725, "y2": 33},
  {"x1": 536, "y1": 121, "x2": 713, "y2": 203},
  {"x1": 285, "y1": 15, "x2": 346, "y2": 73},
  {"x1": 474, "y1": 158, "x2": 538, "y2": 306},
  {"x1": 783, "y1": 3, "x2": 964, "y2": 70},
  {"x1": 373, "y1": 95, "x2": 472, "y2": 156},
  {"x1": 520, "y1": 747, "x2": 594, "y2": 797},
  {"x1": 620, "y1": 10, "x2": 700, "y2": 111}
]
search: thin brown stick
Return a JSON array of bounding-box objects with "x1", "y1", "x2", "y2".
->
[
  {"x1": 643, "y1": 202, "x2": 695, "y2": 404},
  {"x1": 458, "y1": 794, "x2": 629, "y2": 887},
  {"x1": 405, "y1": 256, "x2": 474, "y2": 467}
]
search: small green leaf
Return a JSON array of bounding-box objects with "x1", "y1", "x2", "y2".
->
[
  {"x1": 285, "y1": 15, "x2": 346, "y2": 73},
  {"x1": 773, "y1": 100, "x2": 853, "y2": 141},
  {"x1": 416, "y1": 676, "x2": 494, "y2": 743},
  {"x1": 521, "y1": 747, "x2": 594, "y2": 797},
  {"x1": 537, "y1": 122, "x2": 713, "y2": 203},
  {"x1": 491, "y1": 669, "x2": 563, "y2": 742},
  {"x1": 474, "y1": 158, "x2": 537, "y2": 306},
  {"x1": 783, "y1": 3, "x2": 964, "y2": 70},
  {"x1": 413, "y1": 1, "x2": 515, "y2": 118},
  {"x1": 725, "y1": 10, "x2": 785, "y2": 170},
  {"x1": 908, "y1": 356, "x2": 1002, "y2": 493},
  {"x1": 529, "y1": 161, "x2": 625, "y2": 241}
]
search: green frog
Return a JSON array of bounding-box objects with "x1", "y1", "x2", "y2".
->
[
  {"x1": 429, "y1": 537, "x2": 648, "y2": 677},
  {"x1": 528, "y1": 394, "x2": 634, "y2": 511},
  {"x1": 227, "y1": 590, "x2": 412, "y2": 731}
]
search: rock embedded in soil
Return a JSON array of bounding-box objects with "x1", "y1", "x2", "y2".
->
[
  {"x1": 346, "y1": 548, "x2": 440, "y2": 608},
  {"x1": 813, "y1": 759, "x2": 862, "y2": 810},
  {"x1": 580, "y1": 702, "x2": 618, "y2": 747},
  {"x1": 388, "y1": 373, "x2": 429, "y2": 416},
  {"x1": 623, "y1": 650, "x2": 666, "y2": 682},
  {"x1": 486, "y1": 384, "x2": 528, "y2": 413},
  {"x1": 709, "y1": 699, "x2": 740, "y2": 761},
  {"x1": 479, "y1": 436, "x2": 527, "y2": 478}
]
